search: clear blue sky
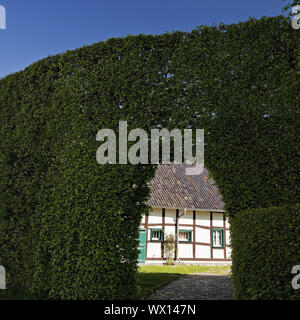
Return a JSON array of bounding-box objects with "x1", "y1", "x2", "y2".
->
[{"x1": 0, "y1": 0, "x2": 288, "y2": 79}]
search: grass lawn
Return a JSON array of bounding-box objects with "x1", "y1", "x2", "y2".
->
[{"x1": 135, "y1": 264, "x2": 231, "y2": 299}]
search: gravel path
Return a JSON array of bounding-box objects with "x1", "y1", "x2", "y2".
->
[{"x1": 146, "y1": 273, "x2": 234, "y2": 300}]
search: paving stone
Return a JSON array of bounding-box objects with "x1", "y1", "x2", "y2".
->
[{"x1": 146, "y1": 273, "x2": 234, "y2": 300}]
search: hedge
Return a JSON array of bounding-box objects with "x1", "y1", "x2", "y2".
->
[
  {"x1": 0, "y1": 16, "x2": 299, "y2": 299},
  {"x1": 231, "y1": 204, "x2": 300, "y2": 300}
]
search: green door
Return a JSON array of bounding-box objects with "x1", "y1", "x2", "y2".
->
[{"x1": 138, "y1": 229, "x2": 147, "y2": 263}]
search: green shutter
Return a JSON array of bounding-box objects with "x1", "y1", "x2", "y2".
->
[
  {"x1": 150, "y1": 229, "x2": 163, "y2": 241},
  {"x1": 222, "y1": 229, "x2": 224, "y2": 248}
]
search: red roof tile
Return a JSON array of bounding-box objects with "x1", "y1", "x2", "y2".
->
[{"x1": 147, "y1": 163, "x2": 224, "y2": 211}]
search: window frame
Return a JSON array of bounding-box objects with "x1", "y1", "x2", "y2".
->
[
  {"x1": 150, "y1": 228, "x2": 163, "y2": 242},
  {"x1": 212, "y1": 228, "x2": 224, "y2": 248},
  {"x1": 178, "y1": 229, "x2": 193, "y2": 243}
]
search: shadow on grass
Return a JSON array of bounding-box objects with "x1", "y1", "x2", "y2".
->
[{"x1": 133, "y1": 272, "x2": 182, "y2": 300}]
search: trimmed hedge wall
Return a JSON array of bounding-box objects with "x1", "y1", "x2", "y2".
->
[
  {"x1": 0, "y1": 16, "x2": 299, "y2": 299},
  {"x1": 231, "y1": 204, "x2": 300, "y2": 300}
]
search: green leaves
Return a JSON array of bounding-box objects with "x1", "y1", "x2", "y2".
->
[{"x1": 231, "y1": 204, "x2": 300, "y2": 300}]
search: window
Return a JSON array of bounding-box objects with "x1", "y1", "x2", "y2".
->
[
  {"x1": 151, "y1": 229, "x2": 163, "y2": 241},
  {"x1": 178, "y1": 230, "x2": 192, "y2": 242},
  {"x1": 212, "y1": 228, "x2": 224, "y2": 248}
]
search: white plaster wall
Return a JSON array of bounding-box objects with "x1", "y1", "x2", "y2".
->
[
  {"x1": 165, "y1": 208, "x2": 176, "y2": 224},
  {"x1": 212, "y1": 212, "x2": 223, "y2": 227},
  {"x1": 226, "y1": 230, "x2": 231, "y2": 246},
  {"x1": 141, "y1": 215, "x2": 145, "y2": 224},
  {"x1": 147, "y1": 228, "x2": 151, "y2": 241},
  {"x1": 164, "y1": 225, "x2": 175, "y2": 235},
  {"x1": 212, "y1": 249, "x2": 224, "y2": 259},
  {"x1": 148, "y1": 208, "x2": 162, "y2": 224},
  {"x1": 226, "y1": 247, "x2": 232, "y2": 259},
  {"x1": 196, "y1": 211, "x2": 210, "y2": 227},
  {"x1": 179, "y1": 210, "x2": 193, "y2": 225},
  {"x1": 195, "y1": 228, "x2": 210, "y2": 243},
  {"x1": 178, "y1": 243, "x2": 193, "y2": 258},
  {"x1": 195, "y1": 245, "x2": 211, "y2": 259},
  {"x1": 147, "y1": 243, "x2": 162, "y2": 258},
  {"x1": 178, "y1": 225, "x2": 193, "y2": 231}
]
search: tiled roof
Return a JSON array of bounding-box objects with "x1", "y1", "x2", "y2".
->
[{"x1": 147, "y1": 163, "x2": 224, "y2": 211}]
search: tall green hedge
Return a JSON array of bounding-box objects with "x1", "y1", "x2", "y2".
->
[
  {"x1": 0, "y1": 16, "x2": 298, "y2": 299},
  {"x1": 231, "y1": 204, "x2": 300, "y2": 300}
]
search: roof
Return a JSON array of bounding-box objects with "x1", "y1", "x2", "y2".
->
[{"x1": 147, "y1": 163, "x2": 224, "y2": 211}]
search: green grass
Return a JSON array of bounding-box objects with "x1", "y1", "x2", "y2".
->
[
  {"x1": 134, "y1": 264, "x2": 231, "y2": 299},
  {"x1": 139, "y1": 264, "x2": 231, "y2": 275}
]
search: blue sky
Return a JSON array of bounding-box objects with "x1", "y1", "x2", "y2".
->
[{"x1": 0, "y1": 0, "x2": 288, "y2": 78}]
